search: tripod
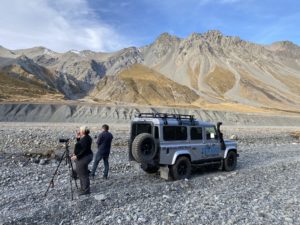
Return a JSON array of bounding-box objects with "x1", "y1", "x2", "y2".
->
[{"x1": 44, "y1": 140, "x2": 78, "y2": 200}]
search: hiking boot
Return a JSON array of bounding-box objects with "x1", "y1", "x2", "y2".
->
[{"x1": 78, "y1": 189, "x2": 91, "y2": 196}]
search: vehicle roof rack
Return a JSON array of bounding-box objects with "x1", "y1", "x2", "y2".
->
[{"x1": 136, "y1": 113, "x2": 195, "y2": 125}]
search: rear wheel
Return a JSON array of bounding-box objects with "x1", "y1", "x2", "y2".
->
[
  {"x1": 132, "y1": 133, "x2": 157, "y2": 164},
  {"x1": 170, "y1": 156, "x2": 191, "y2": 180},
  {"x1": 223, "y1": 151, "x2": 237, "y2": 171}
]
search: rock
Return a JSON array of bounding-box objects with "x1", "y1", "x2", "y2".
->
[
  {"x1": 50, "y1": 152, "x2": 56, "y2": 159},
  {"x1": 94, "y1": 194, "x2": 106, "y2": 201},
  {"x1": 137, "y1": 217, "x2": 147, "y2": 223},
  {"x1": 230, "y1": 135, "x2": 238, "y2": 140},
  {"x1": 32, "y1": 158, "x2": 40, "y2": 164},
  {"x1": 284, "y1": 217, "x2": 293, "y2": 223},
  {"x1": 94, "y1": 216, "x2": 101, "y2": 222},
  {"x1": 39, "y1": 159, "x2": 48, "y2": 165}
]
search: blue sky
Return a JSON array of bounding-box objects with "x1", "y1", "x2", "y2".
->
[{"x1": 0, "y1": 0, "x2": 299, "y2": 52}]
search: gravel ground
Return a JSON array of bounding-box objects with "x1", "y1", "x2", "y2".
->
[{"x1": 0, "y1": 123, "x2": 300, "y2": 225}]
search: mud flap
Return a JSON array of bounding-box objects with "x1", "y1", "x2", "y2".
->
[
  {"x1": 159, "y1": 166, "x2": 170, "y2": 180},
  {"x1": 219, "y1": 159, "x2": 224, "y2": 170},
  {"x1": 130, "y1": 161, "x2": 141, "y2": 170}
]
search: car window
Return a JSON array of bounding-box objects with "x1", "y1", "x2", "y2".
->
[
  {"x1": 132, "y1": 123, "x2": 152, "y2": 139},
  {"x1": 163, "y1": 126, "x2": 187, "y2": 141},
  {"x1": 191, "y1": 127, "x2": 203, "y2": 140},
  {"x1": 154, "y1": 126, "x2": 159, "y2": 139},
  {"x1": 205, "y1": 127, "x2": 218, "y2": 140}
]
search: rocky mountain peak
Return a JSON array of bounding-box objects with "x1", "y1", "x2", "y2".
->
[
  {"x1": 154, "y1": 32, "x2": 181, "y2": 45},
  {"x1": 269, "y1": 41, "x2": 299, "y2": 51},
  {"x1": 267, "y1": 41, "x2": 300, "y2": 58},
  {"x1": 202, "y1": 30, "x2": 223, "y2": 40},
  {"x1": 186, "y1": 32, "x2": 202, "y2": 41}
]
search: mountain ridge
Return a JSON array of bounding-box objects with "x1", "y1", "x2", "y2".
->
[{"x1": 0, "y1": 30, "x2": 299, "y2": 113}]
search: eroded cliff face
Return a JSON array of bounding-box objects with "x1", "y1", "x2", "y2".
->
[{"x1": 1, "y1": 103, "x2": 300, "y2": 126}]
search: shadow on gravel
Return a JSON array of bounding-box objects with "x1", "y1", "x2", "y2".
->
[
  {"x1": 190, "y1": 165, "x2": 222, "y2": 178},
  {"x1": 190, "y1": 163, "x2": 244, "y2": 179}
]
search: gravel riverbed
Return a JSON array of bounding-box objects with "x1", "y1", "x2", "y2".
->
[{"x1": 0, "y1": 123, "x2": 300, "y2": 225}]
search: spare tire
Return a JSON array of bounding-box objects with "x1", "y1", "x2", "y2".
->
[{"x1": 132, "y1": 133, "x2": 157, "y2": 163}]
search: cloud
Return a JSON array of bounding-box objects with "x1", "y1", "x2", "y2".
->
[{"x1": 0, "y1": 0, "x2": 130, "y2": 52}]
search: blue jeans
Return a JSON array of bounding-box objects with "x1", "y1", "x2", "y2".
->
[{"x1": 91, "y1": 151, "x2": 109, "y2": 177}]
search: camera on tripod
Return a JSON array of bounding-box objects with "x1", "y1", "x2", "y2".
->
[
  {"x1": 59, "y1": 138, "x2": 70, "y2": 143},
  {"x1": 45, "y1": 137, "x2": 78, "y2": 200}
]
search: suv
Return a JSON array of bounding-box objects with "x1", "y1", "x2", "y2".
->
[{"x1": 128, "y1": 113, "x2": 238, "y2": 180}]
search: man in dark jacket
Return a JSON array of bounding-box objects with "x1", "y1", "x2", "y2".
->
[
  {"x1": 91, "y1": 124, "x2": 113, "y2": 179},
  {"x1": 71, "y1": 126, "x2": 93, "y2": 195}
]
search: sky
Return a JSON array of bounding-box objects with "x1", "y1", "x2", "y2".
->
[{"x1": 0, "y1": 0, "x2": 299, "y2": 52}]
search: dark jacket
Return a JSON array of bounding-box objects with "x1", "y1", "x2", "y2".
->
[
  {"x1": 97, "y1": 131, "x2": 113, "y2": 157},
  {"x1": 74, "y1": 135, "x2": 93, "y2": 160}
]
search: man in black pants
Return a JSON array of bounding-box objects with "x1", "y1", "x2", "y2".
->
[
  {"x1": 71, "y1": 126, "x2": 93, "y2": 195},
  {"x1": 91, "y1": 124, "x2": 113, "y2": 179}
]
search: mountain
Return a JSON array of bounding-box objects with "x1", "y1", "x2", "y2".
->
[
  {"x1": 0, "y1": 31, "x2": 300, "y2": 113},
  {"x1": 89, "y1": 64, "x2": 199, "y2": 106}
]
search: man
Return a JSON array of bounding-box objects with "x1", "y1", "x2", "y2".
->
[
  {"x1": 91, "y1": 124, "x2": 113, "y2": 179},
  {"x1": 71, "y1": 125, "x2": 93, "y2": 195}
]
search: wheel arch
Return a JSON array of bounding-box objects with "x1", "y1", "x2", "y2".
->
[
  {"x1": 224, "y1": 148, "x2": 237, "y2": 159},
  {"x1": 171, "y1": 150, "x2": 191, "y2": 165}
]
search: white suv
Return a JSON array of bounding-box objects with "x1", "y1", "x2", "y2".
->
[{"x1": 128, "y1": 113, "x2": 238, "y2": 180}]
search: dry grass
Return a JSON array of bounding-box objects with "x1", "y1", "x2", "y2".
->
[
  {"x1": 290, "y1": 131, "x2": 300, "y2": 139},
  {"x1": 0, "y1": 71, "x2": 63, "y2": 102},
  {"x1": 204, "y1": 66, "x2": 236, "y2": 95},
  {"x1": 92, "y1": 64, "x2": 199, "y2": 106},
  {"x1": 191, "y1": 99, "x2": 270, "y2": 113}
]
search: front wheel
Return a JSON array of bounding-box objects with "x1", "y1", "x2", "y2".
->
[
  {"x1": 223, "y1": 151, "x2": 237, "y2": 171},
  {"x1": 170, "y1": 156, "x2": 191, "y2": 180}
]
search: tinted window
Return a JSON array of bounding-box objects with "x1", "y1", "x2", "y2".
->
[
  {"x1": 132, "y1": 123, "x2": 152, "y2": 139},
  {"x1": 205, "y1": 127, "x2": 218, "y2": 140},
  {"x1": 154, "y1": 126, "x2": 159, "y2": 139},
  {"x1": 163, "y1": 126, "x2": 187, "y2": 141},
  {"x1": 191, "y1": 127, "x2": 203, "y2": 140}
]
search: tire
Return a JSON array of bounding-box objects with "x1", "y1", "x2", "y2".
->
[
  {"x1": 170, "y1": 156, "x2": 192, "y2": 180},
  {"x1": 223, "y1": 151, "x2": 237, "y2": 171},
  {"x1": 141, "y1": 163, "x2": 159, "y2": 174},
  {"x1": 132, "y1": 133, "x2": 157, "y2": 163}
]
